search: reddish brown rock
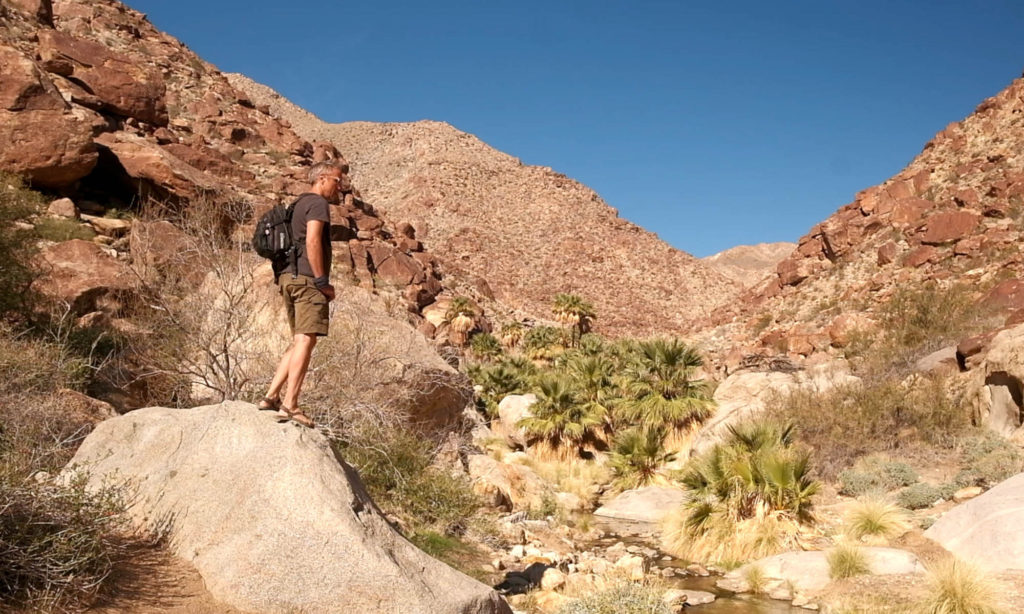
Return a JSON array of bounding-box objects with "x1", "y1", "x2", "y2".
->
[
  {"x1": 890, "y1": 197, "x2": 934, "y2": 225},
  {"x1": 95, "y1": 131, "x2": 222, "y2": 198},
  {"x1": 0, "y1": 106, "x2": 102, "y2": 187},
  {"x1": 980, "y1": 280, "x2": 1024, "y2": 313},
  {"x1": 0, "y1": 45, "x2": 65, "y2": 112},
  {"x1": 827, "y1": 313, "x2": 874, "y2": 348},
  {"x1": 956, "y1": 330, "x2": 1001, "y2": 371},
  {"x1": 903, "y1": 245, "x2": 937, "y2": 268},
  {"x1": 777, "y1": 257, "x2": 815, "y2": 287},
  {"x1": 34, "y1": 240, "x2": 135, "y2": 314},
  {"x1": 953, "y1": 188, "x2": 980, "y2": 208},
  {"x1": 161, "y1": 143, "x2": 255, "y2": 183},
  {"x1": 877, "y1": 241, "x2": 897, "y2": 265},
  {"x1": 6, "y1": 0, "x2": 52, "y2": 24},
  {"x1": 366, "y1": 243, "x2": 426, "y2": 287},
  {"x1": 954, "y1": 236, "x2": 983, "y2": 256},
  {"x1": 919, "y1": 210, "x2": 980, "y2": 245},
  {"x1": 129, "y1": 220, "x2": 191, "y2": 282},
  {"x1": 37, "y1": 30, "x2": 168, "y2": 125}
]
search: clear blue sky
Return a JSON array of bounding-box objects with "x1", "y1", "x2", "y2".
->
[{"x1": 125, "y1": 0, "x2": 1023, "y2": 257}]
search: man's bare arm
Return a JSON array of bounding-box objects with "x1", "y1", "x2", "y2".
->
[{"x1": 306, "y1": 219, "x2": 327, "y2": 278}]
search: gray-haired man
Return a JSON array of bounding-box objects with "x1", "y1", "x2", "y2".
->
[{"x1": 259, "y1": 161, "x2": 345, "y2": 427}]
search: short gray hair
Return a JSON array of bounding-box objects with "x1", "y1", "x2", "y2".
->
[{"x1": 308, "y1": 161, "x2": 345, "y2": 184}]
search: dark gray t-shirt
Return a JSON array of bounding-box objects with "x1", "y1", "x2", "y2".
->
[{"x1": 275, "y1": 193, "x2": 331, "y2": 279}]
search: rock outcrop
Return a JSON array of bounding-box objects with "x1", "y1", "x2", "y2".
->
[
  {"x1": 65, "y1": 402, "x2": 511, "y2": 614},
  {"x1": 702, "y1": 242, "x2": 797, "y2": 288},
  {"x1": 965, "y1": 323, "x2": 1024, "y2": 439},
  {"x1": 925, "y1": 471, "x2": 1024, "y2": 571},
  {"x1": 593, "y1": 486, "x2": 686, "y2": 524}
]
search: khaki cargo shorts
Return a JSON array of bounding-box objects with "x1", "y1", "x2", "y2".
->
[{"x1": 278, "y1": 274, "x2": 329, "y2": 336}]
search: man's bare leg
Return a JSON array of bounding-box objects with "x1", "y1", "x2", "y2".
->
[
  {"x1": 263, "y1": 344, "x2": 293, "y2": 405},
  {"x1": 282, "y1": 333, "x2": 318, "y2": 410}
]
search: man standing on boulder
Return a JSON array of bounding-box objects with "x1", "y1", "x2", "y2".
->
[{"x1": 259, "y1": 161, "x2": 345, "y2": 427}]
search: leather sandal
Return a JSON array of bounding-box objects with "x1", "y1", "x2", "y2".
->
[
  {"x1": 258, "y1": 397, "x2": 281, "y2": 411},
  {"x1": 276, "y1": 406, "x2": 315, "y2": 428}
]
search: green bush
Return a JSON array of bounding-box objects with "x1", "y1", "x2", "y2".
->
[
  {"x1": 839, "y1": 457, "x2": 919, "y2": 496},
  {"x1": 337, "y1": 429, "x2": 480, "y2": 535},
  {"x1": 828, "y1": 544, "x2": 871, "y2": 579},
  {"x1": 954, "y1": 434, "x2": 1024, "y2": 489},
  {"x1": 896, "y1": 483, "x2": 943, "y2": 510},
  {"x1": 33, "y1": 217, "x2": 96, "y2": 242},
  {"x1": 0, "y1": 173, "x2": 44, "y2": 316}
]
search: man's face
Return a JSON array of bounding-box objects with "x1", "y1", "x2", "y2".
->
[{"x1": 322, "y1": 171, "x2": 344, "y2": 203}]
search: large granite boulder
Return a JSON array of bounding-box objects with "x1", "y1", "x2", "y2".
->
[
  {"x1": 924, "y1": 471, "x2": 1024, "y2": 571},
  {"x1": 964, "y1": 323, "x2": 1024, "y2": 438},
  {"x1": 64, "y1": 402, "x2": 511, "y2": 614},
  {"x1": 593, "y1": 486, "x2": 686, "y2": 524},
  {"x1": 467, "y1": 454, "x2": 548, "y2": 511},
  {"x1": 493, "y1": 394, "x2": 536, "y2": 448}
]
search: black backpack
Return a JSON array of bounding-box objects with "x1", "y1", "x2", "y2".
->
[{"x1": 252, "y1": 201, "x2": 298, "y2": 274}]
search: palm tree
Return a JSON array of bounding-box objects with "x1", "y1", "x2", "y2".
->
[
  {"x1": 498, "y1": 321, "x2": 526, "y2": 348},
  {"x1": 552, "y1": 293, "x2": 596, "y2": 347},
  {"x1": 609, "y1": 426, "x2": 677, "y2": 489},
  {"x1": 614, "y1": 338, "x2": 713, "y2": 435},
  {"x1": 469, "y1": 332, "x2": 503, "y2": 362},
  {"x1": 444, "y1": 296, "x2": 476, "y2": 346},
  {"x1": 517, "y1": 374, "x2": 603, "y2": 458},
  {"x1": 521, "y1": 325, "x2": 564, "y2": 363},
  {"x1": 469, "y1": 362, "x2": 529, "y2": 418},
  {"x1": 565, "y1": 354, "x2": 618, "y2": 439}
]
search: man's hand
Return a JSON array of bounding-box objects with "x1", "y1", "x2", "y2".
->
[{"x1": 319, "y1": 284, "x2": 336, "y2": 301}]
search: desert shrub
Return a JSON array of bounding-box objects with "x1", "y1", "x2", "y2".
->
[
  {"x1": 765, "y1": 375, "x2": 968, "y2": 478},
  {"x1": 897, "y1": 483, "x2": 944, "y2": 510},
  {"x1": 337, "y1": 429, "x2": 479, "y2": 535},
  {"x1": 839, "y1": 456, "x2": 919, "y2": 496},
  {"x1": 844, "y1": 498, "x2": 911, "y2": 543},
  {"x1": 915, "y1": 558, "x2": 1004, "y2": 614},
  {"x1": 557, "y1": 578, "x2": 671, "y2": 614},
  {"x1": 0, "y1": 473, "x2": 128, "y2": 611},
  {"x1": 828, "y1": 544, "x2": 871, "y2": 580},
  {"x1": 663, "y1": 421, "x2": 819, "y2": 563},
  {"x1": 0, "y1": 173, "x2": 44, "y2": 317},
  {"x1": 33, "y1": 217, "x2": 96, "y2": 242},
  {"x1": 609, "y1": 426, "x2": 676, "y2": 489},
  {"x1": 953, "y1": 434, "x2": 1024, "y2": 489},
  {"x1": 517, "y1": 457, "x2": 610, "y2": 508}
]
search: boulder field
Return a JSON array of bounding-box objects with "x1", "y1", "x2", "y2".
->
[{"x1": 63, "y1": 401, "x2": 511, "y2": 614}]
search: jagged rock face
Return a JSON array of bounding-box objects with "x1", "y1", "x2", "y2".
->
[
  {"x1": 1, "y1": 0, "x2": 443, "y2": 321},
  {"x1": 228, "y1": 74, "x2": 743, "y2": 337},
  {"x1": 64, "y1": 402, "x2": 512, "y2": 614},
  {"x1": 702, "y1": 242, "x2": 796, "y2": 288},
  {"x1": 699, "y1": 74, "x2": 1024, "y2": 360}
]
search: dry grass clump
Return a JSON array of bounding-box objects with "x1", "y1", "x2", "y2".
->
[
  {"x1": 844, "y1": 498, "x2": 911, "y2": 545},
  {"x1": 663, "y1": 505, "x2": 804, "y2": 565},
  {"x1": 764, "y1": 375, "x2": 967, "y2": 478},
  {"x1": 556, "y1": 577, "x2": 671, "y2": 614},
  {"x1": 828, "y1": 543, "x2": 872, "y2": 580},
  {"x1": 915, "y1": 558, "x2": 1004, "y2": 614},
  {"x1": 742, "y1": 564, "x2": 768, "y2": 594},
  {"x1": 517, "y1": 456, "x2": 610, "y2": 508}
]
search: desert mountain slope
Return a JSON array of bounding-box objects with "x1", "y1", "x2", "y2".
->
[
  {"x1": 703, "y1": 242, "x2": 796, "y2": 288},
  {"x1": 228, "y1": 73, "x2": 741, "y2": 337},
  {"x1": 699, "y1": 73, "x2": 1024, "y2": 361}
]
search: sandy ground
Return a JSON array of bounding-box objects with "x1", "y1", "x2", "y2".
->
[{"x1": 87, "y1": 544, "x2": 244, "y2": 614}]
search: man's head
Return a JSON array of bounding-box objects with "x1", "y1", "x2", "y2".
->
[{"x1": 308, "y1": 161, "x2": 346, "y2": 202}]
